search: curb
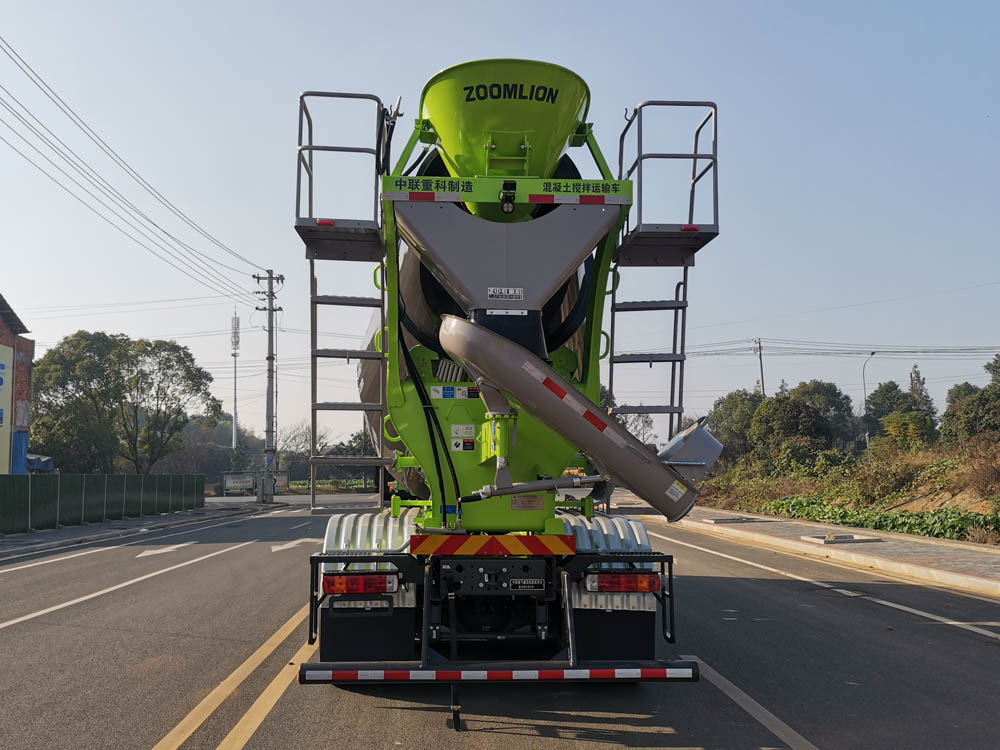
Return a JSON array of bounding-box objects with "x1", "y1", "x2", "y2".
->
[
  {"x1": 671, "y1": 516, "x2": 1000, "y2": 599},
  {"x1": 0, "y1": 503, "x2": 289, "y2": 559}
]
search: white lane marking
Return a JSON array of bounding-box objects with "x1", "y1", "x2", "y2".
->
[
  {"x1": 650, "y1": 531, "x2": 1000, "y2": 643},
  {"x1": 270, "y1": 538, "x2": 323, "y2": 553},
  {"x1": 0, "y1": 515, "x2": 259, "y2": 574},
  {"x1": 0, "y1": 540, "x2": 256, "y2": 630},
  {"x1": 135, "y1": 541, "x2": 196, "y2": 558},
  {"x1": 289, "y1": 521, "x2": 311, "y2": 530},
  {"x1": 683, "y1": 654, "x2": 820, "y2": 750}
]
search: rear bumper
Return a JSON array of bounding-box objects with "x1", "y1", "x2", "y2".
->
[{"x1": 299, "y1": 660, "x2": 698, "y2": 684}]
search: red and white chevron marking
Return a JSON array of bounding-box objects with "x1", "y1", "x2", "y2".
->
[
  {"x1": 301, "y1": 667, "x2": 694, "y2": 682},
  {"x1": 521, "y1": 361, "x2": 627, "y2": 448},
  {"x1": 382, "y1": 191, "x2": 461, "y2": 202},
  {"x1": 527, "y1": 193, "x2": 631, "y2": 205}
]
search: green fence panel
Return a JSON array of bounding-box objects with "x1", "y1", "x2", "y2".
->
[
  {"x1": 196, "y1": 475, "x2": 205, "y2": 508},
  {"x1": 0, "y1": 476, "x2": 30, "y2": 535},
  {"x1": 140, "y1": 474, "x2": 156, "y2": 516},
  {"x1": 123, "y1": 474, "x2": 142, "y2": 518},
  {"x1": 151, "y1": 474, "x2": 162, "y2": 515},
  {"x1": 182, "y1": 475, "x2": 192, "y2": 510},
  {"x1": 57, "y1": 475, "x2": 85, "y2": 527},
  {"x1": 106, "y1": 475, "x2": 125, "y2": 521},
  {"x1": 83, "y1": 474, "x2": 106, "y2": 523},
  {"x1": 28, "y1": 474, "x2": 59, "y2": 530},
  {"x1": 167, "y1": 474, "x2": 176, "y2": 512}
]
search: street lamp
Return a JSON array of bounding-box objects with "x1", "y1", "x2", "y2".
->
[{"x1": 862, "y1": 351, "x2": 877, "y2": 449}]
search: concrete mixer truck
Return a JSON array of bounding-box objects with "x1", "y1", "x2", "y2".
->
[{"x1": 293, "y1": 59, "x2": 721, "y2": 728}]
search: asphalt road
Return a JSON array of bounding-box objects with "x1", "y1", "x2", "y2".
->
[{"x1": 3, "y1": 497, "x2": 999, "y2": 749}]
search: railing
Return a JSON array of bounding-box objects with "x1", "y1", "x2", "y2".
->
[
  {"x1": 0, "y1": 474, "x2": 205, "y2": 535},
  {"x1": 617, "y1": 101, "x2": 718, "y2": 229},
  {"x1": 295, "y1": 91, "x2": 393, "y2": 223}
]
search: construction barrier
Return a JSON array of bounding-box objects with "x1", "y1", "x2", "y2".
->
[{"x1": 0, "y1": 474, "x2": 205, "y2": 536}]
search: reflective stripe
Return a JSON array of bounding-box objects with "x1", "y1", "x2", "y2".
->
[
  {"x1": 512, "y1": 670, "x2": 539, "y2": 680},
  {"x1": 460, "y1": 670, "x2": 488, "y2": 680},
  {"x1": 306, "y1": 667, "x2": 693, "y2": 682},
  {"x1": 615, "y1": 668, "x2": 642, "y2": 679}
]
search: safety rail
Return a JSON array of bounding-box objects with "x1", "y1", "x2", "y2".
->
[
  {"x1": 295, "y1": 91, "x2": 395, "y2": 223},
  {"x1": 617, "y1": 100, "x2": 718, "y2": 230}
]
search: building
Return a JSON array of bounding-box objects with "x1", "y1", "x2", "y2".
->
[{"x1": 0, "y1": 292, "x2": 34, "y2": 474}]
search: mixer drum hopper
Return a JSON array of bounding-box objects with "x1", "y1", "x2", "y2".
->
[{"x1": 420, "y1": 59, "x2": 590, "y2": 221}]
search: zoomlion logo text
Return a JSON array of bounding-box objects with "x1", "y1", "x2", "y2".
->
[{"x1": 464, "y1": 83, "x2": 559, "y2": 104}]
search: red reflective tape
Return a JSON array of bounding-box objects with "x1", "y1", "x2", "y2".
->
[
  {"x1": 519, "y1": 536, "x2": 555, "y2": 555},
  {"x1": 487, "y1": 671, "x2": 513, "y2": 681},
  {"x1": 641, "y1": 668, "x2": 667, "y2": 679},
  {"x1": 435, "y1": 536, "x2": 470, "y2": 555},
  {"x1": 330, "y1": 670, "x2": 358, "y2": 680},
  {"x1": 583, "y1": 410, "x2": 607, "y2": 431},
  {"x1": 315, "y1": 218, "x2": 335, "y2": 226},
  {"x1": 542, "y1": 377, "x2": 567, "y2": 399},
  {"x1": 538, "y1": 670, "x2": 565, "y2": 680},
  {"x1": 384, "y1": 670, "x2": 410, "y2": 681},
  {"x1": 681, "y1": 224, "x2": 699, "y2": 231},
  {"x1": 436, "y1": 671, "x2": 462, "y2": 681},
  {"x1": 590, "y1": 669, "x2": 616, "y2": 680},
  {"x1": 528, "y1": 193, "x2": 554, "y2": 203},
  {"x1": 409, "y1": 192, "x2": 435, "y2": 201},
  {"x1": 579, "y1": 194, "x2": 605, "y2": 204}
]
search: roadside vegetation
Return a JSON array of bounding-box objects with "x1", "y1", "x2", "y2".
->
[{"x1": 702, "y1": 356, "x2": 1000, "y2": 544}]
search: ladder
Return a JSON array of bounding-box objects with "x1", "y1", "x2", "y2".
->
[
  {"x1": 609, "y1": 101, "x2": 719, "y2": 440},
  {"x1": 295, "y1": 92, "x2": 398, "y2": 509}
]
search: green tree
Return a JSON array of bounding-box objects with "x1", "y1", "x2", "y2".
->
[
  {"x1": 880, "y1": 410, "x2": 936, "y2": 450},
  {"x1": 939, "y1": 359, "x2": 1000, "y2": 443},
  {"x1": 748, "y1": 396, "x2": 831, "y2": 460},
  {"x1": 116, "y1": 338, "x2": 221, "y2": 473},
  {"x1": 865, "y1": 381, "x2": 916, "y2": 435},
  {"x1": 706, "y1": 388, "x2": 764, "y2": 464},
  {"x1": 30, "y1": 331, "x2": 128, "y2": 472},
  {"x1": 908, "y1": 364, "x2": 936, "y2": 421},
  {"x1": 788, "y1": 380, "x2": 857, "y2": 446}
]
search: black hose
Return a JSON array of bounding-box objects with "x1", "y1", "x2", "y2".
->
[
  {"x1": 403, "y1": 146, "x2": 431, "y2": 176},
  {"x1": 397, "y1": 303, "x2": 462, "y2": 519}
]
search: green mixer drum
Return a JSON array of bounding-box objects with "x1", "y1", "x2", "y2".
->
[{"x1": 420, "y1": 59, "x2": 590, "y2": 221}]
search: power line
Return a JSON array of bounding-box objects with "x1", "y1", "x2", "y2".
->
[
  {"x1": 0, "y1": 108, "x2": 255, "y2": 304},
  {"x1": 0, "y1": 33, "x2": 264, "y2": 272},
  {"x1": 0, "y1": 128, "x2": 253, "y2": 307}
]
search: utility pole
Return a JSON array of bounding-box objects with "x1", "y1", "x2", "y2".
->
[
  {"x1": 231, "y1": 310, "x2": 240, "y2": 451},
  {"x1": 754, "y1": 338, "x2": 766, "y2": 396},
  {"x1": 254, "y1": 269, "x2": 284, "y2": 502},
  {"x1": 862, "y1": 351, "x2": 877, "y2": 450}
]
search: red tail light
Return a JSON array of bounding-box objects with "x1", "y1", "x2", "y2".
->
[
  {"x1": 584, "y1": 573, "x2": 660, "y2": 593},
  {"x1": 323, "y1": 573, "x2": 399, "y2": 595}
]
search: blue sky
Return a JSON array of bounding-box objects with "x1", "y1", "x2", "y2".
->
[{"x1": 2, "y1": 1, "x2": 998, "y2": 443}]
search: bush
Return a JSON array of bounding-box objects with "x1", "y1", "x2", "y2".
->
[{"x1": 758, "y1": 495, "x2": 1000, "y2": 541}]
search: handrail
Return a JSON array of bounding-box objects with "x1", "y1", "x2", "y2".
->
[
  {"x1": 617, "y1": 101, "x2": 718, "y2": 228},
  {"x1": 295, "y1": 91, "x2": 388, "y2": 223}
]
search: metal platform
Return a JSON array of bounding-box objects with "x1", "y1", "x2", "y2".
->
[
  {"x1": 295, "y1": 218, "x2": 384, "y2": 262},
  {"x1": 617, "y1": 223, "x2": 719, "y2": 267}
]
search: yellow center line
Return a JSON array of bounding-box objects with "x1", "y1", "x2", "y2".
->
[
  {"x1": 217, "y1": 640, "x2": 319, "y2": 750},
  {"x1": 152, "y1": 603, "x2": 310, "y2": 750}
]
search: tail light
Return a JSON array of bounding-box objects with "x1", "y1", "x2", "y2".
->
[
  {"x1": 584, "y1": 573, "x2": 660, "y2": 593},
  {"x1": 323, "y1": 573, "x2": 399, "y2": 595}
]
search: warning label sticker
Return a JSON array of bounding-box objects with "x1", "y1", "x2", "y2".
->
[
  {"x1": 431, "y1": 386, "x2": 469, "y2": 399},
  {"x1": 450, "y1": 424, "x2": 476, "y2": 438},
  {"x1": 487, "y1": 286, "x2": 524, "y2": 301},
  {"x1": 665, "y1": 481, "x2": 687, "y2": 501}
]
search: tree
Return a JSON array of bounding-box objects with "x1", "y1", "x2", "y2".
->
[
  {"x1": 276, "y1": 419, "x2": 331, "y2": 480},
  {"x1": 865, "y1": 381, "x2": 916, "y2": 435},
  {"x1": 30, "y1": 331, "x2": 128, "y2": 472},
  {"x1": 706, "y1": 388, "x2": 764, "y2": 464},
  {"x1": 939, "y1": 358, "x2": 1000, "y2": 443},
  {"x1": 320, "y1": 429, "x2": 378, "y2": 485},
  {"x1": 908, "y1": 364, "x2": 936, "y2": 421},
  {"x1": 748, "y1": 396, "x2": 831, "y2": 460},
  {"x1": 880, "y1": 410, "x2": 936, "y2": 450},
  {"x1": 788, "y1": 380, "x2": 856, "y2": 447},
  {"x1": 116, "y1": 338, "x2": 221, "y2": 473}
]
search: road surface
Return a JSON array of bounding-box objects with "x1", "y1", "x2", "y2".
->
[{"x1": 2, "y1": 496, "x2": 998, "y2": 749}]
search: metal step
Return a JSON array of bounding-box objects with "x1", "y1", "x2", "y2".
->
[
  {"x1": 613, "y1": 300, "x2": 687, "y2": 312},
  {"x1": 617, "y1": 223, "x2": 718, "y2": 267},
  {"x1": 312, "y1": 348, "x2": 383, "y2": 360},
  {"x1": 295, "y1": 218, "x2": 384, "y2": 262},
  {"x1": 312, "y1": 402, "x2": 385, "y2": 411},
  {"x1": 611, "y1": 353, "x2": 685, "y2": 364},
  {"x1": 312, "y1": 295, "x2": 382, "y2": 308},
  {"x1": 611, "y1": 405, "x2": 684, "y2": 415},
  {"x1": 309, "y1": 455, "x2": 393, "y2": 466}
]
